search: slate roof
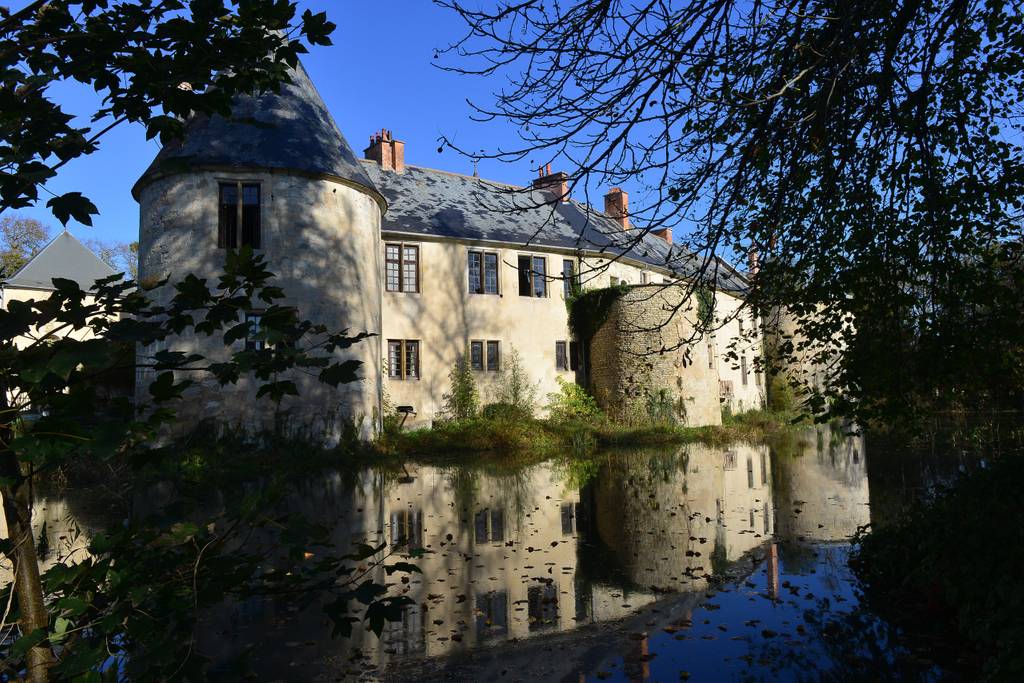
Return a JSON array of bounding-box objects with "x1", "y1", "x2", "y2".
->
[
  {"x1": 363, "y1": 162, "x2": 748, "y2": 293},
  {"x1": 132, "y1": 62, "x2": 379, "y2": 200},
  {"x1": 3, "y1": 231, "x2": 117, "y2": 291}
]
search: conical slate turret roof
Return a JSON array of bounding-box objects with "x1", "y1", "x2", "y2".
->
[{"x1": 133, "y1": 62, "x2": 380, "y2": 202}]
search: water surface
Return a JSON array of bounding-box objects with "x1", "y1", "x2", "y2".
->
[{"x1": 9, "y1": 424, "x2": 976, "y2": 681}]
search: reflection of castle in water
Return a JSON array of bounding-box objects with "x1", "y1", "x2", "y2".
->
[
  {"x1": 772, "y1": 425, "x2": 870, "y2": 542},
  {"x1": 2, "y1": 427, "x2": 873, "y2": 678}
]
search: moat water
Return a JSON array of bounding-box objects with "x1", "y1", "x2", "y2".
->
[{"x1": 13, "y1": 424, "x2": 979, "y2": 682}]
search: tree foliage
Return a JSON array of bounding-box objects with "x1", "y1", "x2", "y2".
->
[
  {"x1": 0, "y1": 214, "x2": 49, "y2": 277},
  {"x1": 491, "y1": 345, "x2": 538, "y2": 416},
  {"x1": 85, "y1": 239, "x2": 138, "y2": 280},
  {"x1": 442, "y1": 350, "x2": 480, "y2": 420},
  {"x1": 0, "y1": 249, "x2": 416, "y2": 680},
  {"x1": 439, "y1": 0, "x2": 1024, "y2": 425},
  {"x1": 0, "y1": 0, "x2": 335, "y2": 226}
]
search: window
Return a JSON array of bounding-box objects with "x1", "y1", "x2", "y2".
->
[
  {"x1": 560, "y1": 503, "x2": 578, "y2": 536},
  {"x1": 385, "y1": 243, "x2": 419, "y2": 293},
  {"x1": 707, "y1": 340, "x2": 715, "y2": 369},
  {"x1": 469, "y1": 251, "x2": 499, "y2": 294},
  {"x1": 518, "y1": 255, "x2": 547, "y2": 297},
  {"x1": 568, "y1": 341, "x2": 580, "y2": 372},
  {"x1": 244, "y1": 312, "x2": 264, "y2": 351},
  {"x1": 474, "y1": 508, "x2": 505, "y2": 543},
  {"x1": 470, "y1": 341, "x2": 484, "y2": 371},
  {"x1": 486, "y1": 340, "x2": 500, "y2": 372},
  {"x1": 475, "y1": 590, "x2": 509, "y2": 642},
  {"x1": 641, "y1": 271, "x2": 649, "y2": 285},
  {"x1": 741, "y1": 355, "x2": 748, "y2": 386},
  {"x1": 470, "y1": 340, "x2": 500, "y2": 372},
  {"x1": 562, "y1": 259, "x2": 577, "y2": 299},
  {"x1": 389, "y1": 508, "x2": 423, "y2": 551},
  {"x1": 555, "y1": 341, "x2": 568, "y2": 371},
  {"x1": 218, "y1": 182, "x2": 261, "y2": 249},
  {"x1": 527, "y1": 583, "x2": 558, "y2": 631},
  {"x1": 387, "y1": 340, "x2": 420, "y2": 379}
]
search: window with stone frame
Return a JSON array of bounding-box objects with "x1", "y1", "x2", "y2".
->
[
  {"x1": 470, "y1": 340, "x2": 501, "y2": 372},
  {"x1": 555, "y1": 340, "x2": 568, "y2": 371},
  {"x1": 469, "y1": 250, "x2": 500, "y2": 294},
  {"x1": 470, "y1": 341, "x2": 485, "y2": 371},
  {"x1": 388, "y1": 339, "x2": 420, "y2": 379},
  {"x1": 385, "y1": 243, "x2": 420, "y2": 293},
  {"x1": 486, "y1": 340, "x2": 500, "y2": 372},
  {"x1": 518, "y1": 254, "x2": 548, "y2": 297},
  {"x1": 218, "y1": 182, "x2": 261, "y2": 249},
  {"x1": 562, "y1": 259, "x2": 578, "y2": 299}
]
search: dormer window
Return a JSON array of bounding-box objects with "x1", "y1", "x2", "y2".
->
[{"x1": 218, "y1": 182, "x2": 261, "y2": 249}]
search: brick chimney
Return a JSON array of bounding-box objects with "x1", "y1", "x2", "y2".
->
[
  {"x1": 364, "y1": 129, "x2": 405, "y2": 173},
  {"x1": 747, "y1": 247, "x2": 760, "y2": 275},
  {"x1": 604, "y1": 187, "x2": 629, "y2": 230},
  {"x1": 532, "y1": 164, "x2": 569, "y2": 202},
  {"x1": 651, "y1": 228, "x2": 672, "y2": 244}
]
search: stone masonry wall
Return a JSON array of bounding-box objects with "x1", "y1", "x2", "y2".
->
[
  {"x1": 136, "y1": 169, "x2": 383, "y2": 445},
  {"x1": 590, "y1": 285, "x2": 722, "y2": 427}
]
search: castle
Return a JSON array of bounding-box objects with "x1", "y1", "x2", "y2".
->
[{"x1": 133, "y1": 63, "x2": 769, "y2": 443}]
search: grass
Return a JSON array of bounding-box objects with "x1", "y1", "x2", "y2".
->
[{"x1": 379, "y1": 408, "x2": 803, "y2": 460}]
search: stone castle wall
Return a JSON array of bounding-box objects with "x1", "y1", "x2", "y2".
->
[
  {"x1": 136, "y1": 169, "x2": 383, "y2": 444},
  {"x1": 589, "y1": 285, "x2": 722, "y2": 427}
]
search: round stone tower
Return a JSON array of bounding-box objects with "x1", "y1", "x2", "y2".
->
[{"x1": 132, "y1": 62, "x2": 384, "y2": 444}]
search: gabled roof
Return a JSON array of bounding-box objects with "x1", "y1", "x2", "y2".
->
[
  {"x1": 2, "y1": 231, "x2": 117, "y2": 291},
  {"x1": 363, "y1": 162, "x2": 748, "y2": 293},
  {"x1": 132, "y1": 62, "x2": 380, "y2": 203}
]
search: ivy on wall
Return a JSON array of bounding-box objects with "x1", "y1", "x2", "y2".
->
[{"x1": 567, "y1": 283, "x2": 629, "y2": 342}]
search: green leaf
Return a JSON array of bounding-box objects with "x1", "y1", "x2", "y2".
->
[{"x1": 46, "y1": 192, "x2": 98, "y2": 226}]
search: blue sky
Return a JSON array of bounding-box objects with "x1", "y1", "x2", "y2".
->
[{"x1": 16, "y1": 0, "x2": 600, "y2": 245}]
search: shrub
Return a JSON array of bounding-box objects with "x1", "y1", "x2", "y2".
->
[
  {"x1": 546, "y1": 377, "x2": 603, "y2": 422},
  {"x1": 767, "y1": 372, "x2": 796, "y2": 413},
  {"x1": 493, "y1": 346, "x2": 538, "y2": 416},
  {"x1": 645, "y1": 388, "x2": 677, "y2": 425},
  {"x1": 481, "y1": 402, "x2": 533, "y2": 422},
  {"x1": 442, "y1": 352, "x2": 479, "y2": 420}
]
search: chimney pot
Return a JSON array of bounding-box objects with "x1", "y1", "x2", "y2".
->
[
  {"x1": 532, "y1": 168, "x2": 569, "y2": 203},
  {"x1": 604, "y1": 187, "x2": 629, "y2": 231},
  {"x1": 364, "y1": 127, "x2": 405, "y2": 173}
]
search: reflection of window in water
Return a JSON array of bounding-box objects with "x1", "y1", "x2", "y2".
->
[
  {"x1": 724, "y1": 450, "x2": 737, "y2": 470},
  {"x1": 574, "y1": 582, "x2": 592, "y2": 623},
  {"x1": 763, "y1": 502, "x2": 771, "y2": 534},
  {"x1": 389, "y1": 508, "x2": 423, "y2": 550},
  {"x1": 760, "y1": 452, "x2": 767, "y2": 486},
  {"x1": 747, "y1": 456, "x2": 754, "y2": 488},
  {"x1": 384, "y1": 603, "x2": 425, "y2": 655},
  {"x1": 560, "y1": 502, "x2": 578, "y2": 535},
  {"x1": 474, "y1": 508, "x2": 505, "y2": 543},
  {"x1": 749, "y1": 508, "x2": 755, "y2": 529},
  {"x1": 528, "y1": 582, "x2": 559, "y2": 631},
  {"x1": 475, "y1": 590, "x2": 509, "y2": 642}
]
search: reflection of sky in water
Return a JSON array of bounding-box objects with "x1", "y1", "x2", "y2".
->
[
  {"x1": 2, "y1": 425, "x2": 972, "y2": 681},
  {"x1": 579, "y1": 544, "x2": 942, "y2": 682}
]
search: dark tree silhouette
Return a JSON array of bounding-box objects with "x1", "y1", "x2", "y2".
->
[{"x1": 437, "y1": 0, "x2": 1024, "y2": 424}]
